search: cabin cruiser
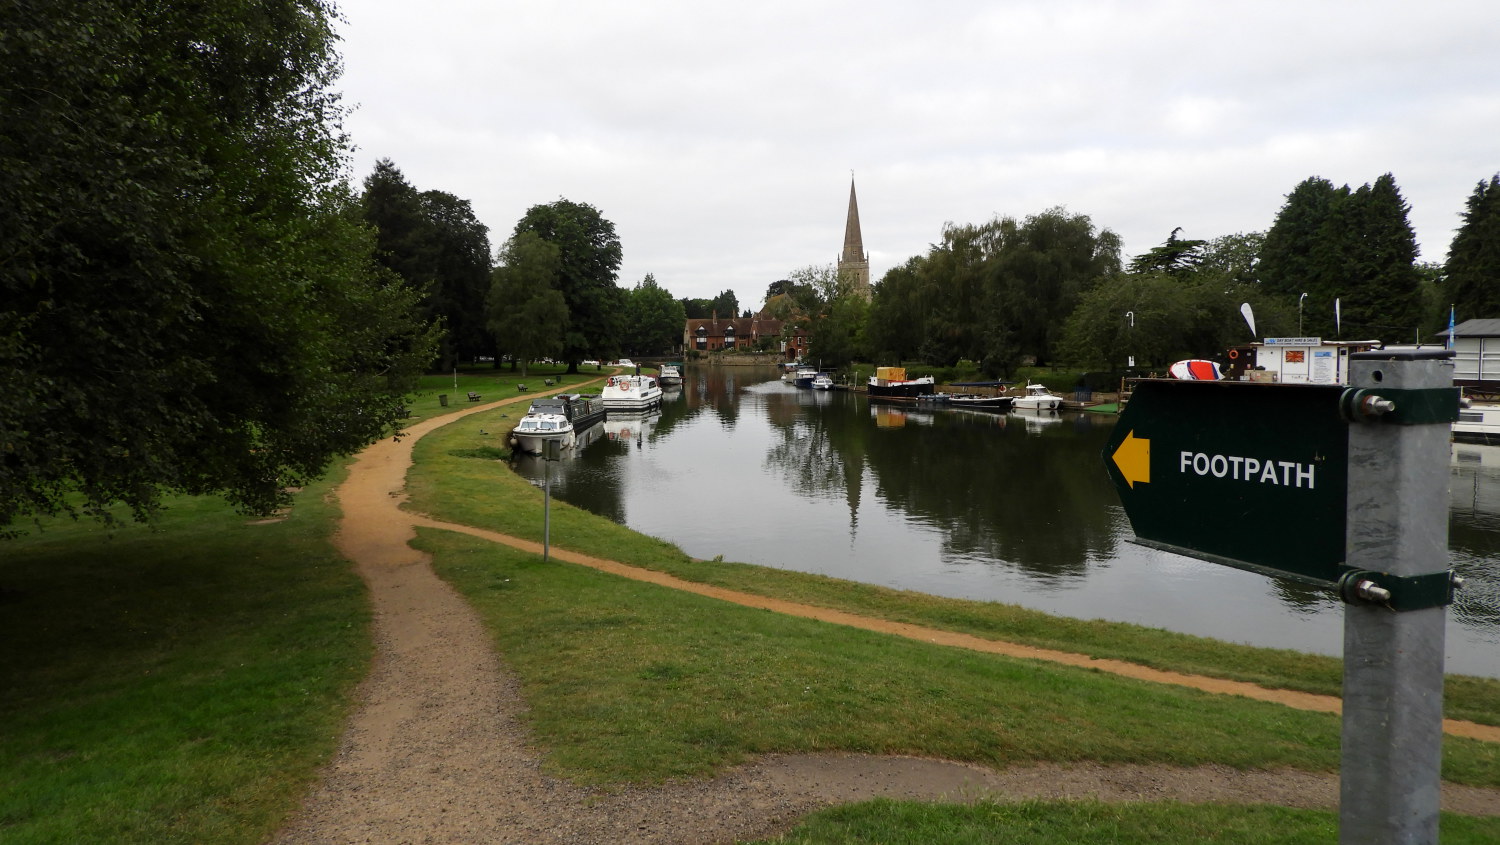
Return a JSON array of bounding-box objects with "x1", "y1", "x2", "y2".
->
[
  {"x1": 601, "y1": 373, "x2": 663, "y2": 411},
  {"x1": 1012, "y1": 383, "x2": 1064, "y2": 411},
  {"x1": 509, "y1": 393, "x2": 606, "y2": 455},
  {"x1": 811, "y1": 373, "x2": 835, "y2": 390},
  {"x1": 657, "y1": 363, "x2": 684, "y2": 386}
]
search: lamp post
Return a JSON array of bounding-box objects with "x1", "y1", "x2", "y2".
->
[
  {"x1": 1125, "y1": 311, "x2": 1135, "y2": 369},
  {"x1": 1299, "y1": 292, "x2": 1308, "y2": 336}
]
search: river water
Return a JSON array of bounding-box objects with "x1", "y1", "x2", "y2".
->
[{"x1": 513, "y1": 365, "x2": 1500, "y2": 678}]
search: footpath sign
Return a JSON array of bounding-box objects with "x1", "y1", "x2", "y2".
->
[
  {"x1": 1102, "y1": 379, "x2": 1348, "y2": 585},
  {"x1": 1104, "y1": 353, "x2": 1464, "y2": 844}
]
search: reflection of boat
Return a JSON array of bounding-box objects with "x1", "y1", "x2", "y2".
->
[
  {"x1": 601, "y1": 374, "x2": 663, "y2": 410},
  {"x1": 1013, "y1": 407, "x2": 1063, "y2": 431},
  {"x1": 867, "y1": 366, "x2": 936, "y2": 401},
  {"x1": 1454, "y1": 403, "x2": 1500, "y2": 445},
  {"x1": 657, "y1": 363, "x2": 684, "y2": 386},
  {"x1": 811, "y1": 373, "x2": 834, "y2": 390},
  {"x1": 509, "y1": 393, "x2": 606, "y2": 454},
  {"x1": 604, "y1": 409, "x2": 660, "y2": 443},
  {"x1": 1012, "y1": 383, "x2": 1063, "y2": 410}
]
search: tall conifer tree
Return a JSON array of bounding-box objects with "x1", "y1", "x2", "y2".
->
[{"x1": 1445, "y1": 175, "x2": 1500, "y2": 319}]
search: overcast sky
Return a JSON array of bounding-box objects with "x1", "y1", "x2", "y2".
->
[{"x1": 333, "y1": 0, "x2": 1498, "y2": 311}]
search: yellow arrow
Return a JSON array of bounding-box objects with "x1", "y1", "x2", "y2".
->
[{"x1": 1112, "y1": 429, "x2": 1150, "y2": 489}]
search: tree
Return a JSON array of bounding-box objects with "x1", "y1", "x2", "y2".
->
[
  {"x1": 984, "y1": 208, "x2": 1122, "y2": 371},
  {"x1": 512, "y1": 199, "x2": 624, "y2": 371},
  {"x1": 1338, "y1": 174, "x2": 1422, "y2": 340},
  {"x1": 710, "y1": 289, "x2": 740, "y2": 320},
  {"x1": 1444, "y1": 175, "x2": 1500, "y2": 320},
  {"x1": 623, "y1": 274, "x2": 687, "y2": 356},
  {"x1": 1128, "y1": 228, "x2": 1207, "y2": 278},
  {"x1": 360, "y1": 161, "x2": 492, "y2": 369},
  {"x1": 417, "y1": 190, "x2": 493, "y2": 367},
  {"x1": 487, "y1": 233, "x2": 568, "y2": 376},
  {"x1": 1, "y1": 0, "x2": 437, "y2": 534},
  {"x1": 1259, "y1": 177, "x2": 1346, "y2": 305},
  {"x1": 1260, "y1": 175, "x2": 1422, "y2": 340}
]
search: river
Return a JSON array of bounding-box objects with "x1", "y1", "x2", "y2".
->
[{"x1": 512, "y1": 365, "x2": 1500, "y2": 678}]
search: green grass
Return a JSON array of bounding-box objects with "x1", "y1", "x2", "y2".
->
[
  {"x1": 0, "y1": 472, "x2": 368, "y2": 845},
  {"x1": 751, "y1": 799, "x2": 1500, "y2": 844},
  {"x1": 406, "y1": 408, "x2": 1500, "y2": 729},
  {"x1": 398, "y1": 363, "x2": 614, "y2": 424},
  {"x1": 419, "y1": 530, "x2": 1500, "y2": 790}
]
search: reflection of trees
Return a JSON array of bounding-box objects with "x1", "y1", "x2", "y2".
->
[
  {"x1": 763, "y1": 394, "x2": 1121, "y2": 579},
  {"x1": 510, "y1": 424, "x2": 628, "y2": 524},
  {"x1": 682, "y1": 365, "x2": 779, "y2": 429},
  {"x1": 763, "y1": 390, "x2": 868, "y2": 531}
]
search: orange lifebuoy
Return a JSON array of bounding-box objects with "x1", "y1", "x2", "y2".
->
[{"x1": 1228, "y1": 349, "x2": 1240, "y2": 360}]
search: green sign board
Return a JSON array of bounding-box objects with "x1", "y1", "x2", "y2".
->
[{"x1": 1102, "y1": 380, "x2": 1349, "y2": 585}]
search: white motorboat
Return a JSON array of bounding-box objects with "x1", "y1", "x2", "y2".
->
[
  {"x1": 509, "y1": 393, "x2": 606, "y2": 455},
  {"x1": 601, "y1": 373, "x2": 663, "y2": 410},
  {"x1": 1455, "y1": 402, "x2": 1500, "y2": 445},
  {"x1": 657, "y1": 363, "x2": 684, "y2": 386},
  {"x1": 511, "y1": 412, "x2": 574, "y2": 455},
  {"x1": 811, "y1": 373, "x2": 834, "y2": 390},
  {"x1": 1012, "y1": 383, "x2": 1063, "y2": 411}
]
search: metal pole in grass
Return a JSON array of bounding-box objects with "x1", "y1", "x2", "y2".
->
[
  {"x1": 1339, "y1": 349, "x2": 1458, "y2": 844},
  {"x1": 542, "y1": 438, "x2": 561, "y2": 561}
]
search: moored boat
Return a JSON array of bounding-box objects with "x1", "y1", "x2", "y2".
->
[
  {"x1": 1012, "y1": 383, "x2": 1063, "y2": 411},
  {"x1": 601, "y1": 374, "x2": 663, "y2": 411},
  {"x1": 867, "y1": 366, "x2": 936, "y2": 401},
  {"x1": 1455, "y1": 402, "x2": 1500, "y2": 445},
  {"x1": 793, "y1": 366, "x2": 820, "y2": 389},
  {"x1": 811, "y1": 373, "x2": 835, "y2": 390},
  {"x1": 509, "y1": 393, "x2": 606, "y2": 455},
  {"x1": 657, "y1": 363, "x2": 684, "y2": 386}
]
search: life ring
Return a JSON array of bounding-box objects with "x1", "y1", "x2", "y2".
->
[{"x1": 1228, "y1": 348, "x2": 1240, "y2": 360}]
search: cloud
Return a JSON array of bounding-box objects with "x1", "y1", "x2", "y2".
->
[{"x1": 335, "y1": 0, "x2": 1500, "y2": 303}]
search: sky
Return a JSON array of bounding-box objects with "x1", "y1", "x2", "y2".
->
[{"x1": 332, "y1": 0, "x2": 1498, "y2": 312}]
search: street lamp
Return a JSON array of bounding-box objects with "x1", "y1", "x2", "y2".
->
[
  {"x1": 1298, "y1": 292, "x2": 1308, "y2": 336},
  {"x1": 1125, "y1": 311, "x2": 1135, "y2": 369}
]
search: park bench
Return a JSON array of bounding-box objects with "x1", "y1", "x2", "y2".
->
[
  {"x1": 466, "y1": 392, "x2": 482, "y2": 402},
  {"x1": 544, "y1": 378, "x2": 554, "y2": 386},
  {"x1": 516, "y1": 383, "x2": 529, "y2": 392}
]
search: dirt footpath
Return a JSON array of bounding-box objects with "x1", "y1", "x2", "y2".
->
[{"x1": 271, "y1": 388, "x2": 1500, "y2": 844}]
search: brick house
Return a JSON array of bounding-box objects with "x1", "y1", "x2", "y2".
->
[{"x1": 684, "y1": 313, "x2": 808, "y2": 360}]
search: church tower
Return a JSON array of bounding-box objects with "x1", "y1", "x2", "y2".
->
[{"x1": 837, "y1": 175, "x2": 871, "y2": 299}]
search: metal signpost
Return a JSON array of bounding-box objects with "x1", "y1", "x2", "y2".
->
[
  {"x1": 1103, "y1": 350, "x2": 1461, "y2": 844},
  {"x1": 542, "y1": 438, "x2": 561, "y2": 561}
]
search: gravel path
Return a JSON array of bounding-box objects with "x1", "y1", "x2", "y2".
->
[{"x1": 270, "y1": 388, "x2": 1500, "y2": 844}]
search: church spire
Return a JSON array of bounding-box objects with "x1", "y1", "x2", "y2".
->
[
  {"x1": 837, "y1": 174, "x2": 871, "y2": 298},
  {"x1": 841, "y1": 175, "x2": 864, "y2": 264}
]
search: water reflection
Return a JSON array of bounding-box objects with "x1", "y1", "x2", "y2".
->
[{"x1": 511, "y1": 366, "x2": 1499, "y2": 677}]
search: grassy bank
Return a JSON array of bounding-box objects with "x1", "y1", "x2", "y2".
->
[
  {"x1": 750, "y1": 799, "x2": 1500, "y2": 844},
  {"x1": 0, "y1": 472, "x2": 368, "y2": 844},
  {"x1": 407, "y1": 404, "x2": 1500, "y2": 730}
]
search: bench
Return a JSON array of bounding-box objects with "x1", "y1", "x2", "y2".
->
[
  {"x1": 516, "y1": 383, "x2": 529, "y2": 392},
  {"x1": 544, "y1": 378, "x2": 554, "y2": 386},
  {"x1": 467, "y1": 392, "x2": 482, "y2": 402}
]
